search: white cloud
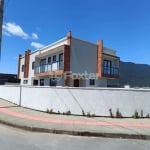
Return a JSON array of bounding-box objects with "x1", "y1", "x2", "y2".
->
[
  {"x1": 32, "y1": 33, "x2": 38, "y2": 39},
  {"x1": 31, "y1": 42, "x2": 45, "y2": 49},
  {"x1": 3, "y1": 22, "x2": 29, "y2": 39},
  {"x1": 2, "y1": 22, "x2": 39, "y2": 40}
]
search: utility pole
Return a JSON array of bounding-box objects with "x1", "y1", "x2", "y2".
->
[{"x1": 0, "y1": 0, "x2": 4, "y2": 58}]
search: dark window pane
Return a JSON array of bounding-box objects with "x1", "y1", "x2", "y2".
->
[
  {"x1": 53, "y1": 55, "x2": 56, "y2": 62},
  {"x1": 33, "y1": 80, "x2": 38, "y2": 86},
  {"x1": 22, "y1": 65, "x2": 24, "y2": 72},
  {"x1": 40, "y1": 79, "x2": 44, "y2": 86},
  {"x1": 50, "y1": 78, "x2": 57, "y2": 86},
  {"x1": 32, "y1": 61, "x2": 35, "y2": 70},
  {"x1": 48, "y1": 57, "x2": 51, "y2": 64},
  {"x1": 89, "y1": 79, "x2": 95, "y2": 85}
]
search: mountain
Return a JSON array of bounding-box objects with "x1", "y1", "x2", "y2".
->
[{"x1": 108, "y1": 61, "x2": 150, "y2": 87}]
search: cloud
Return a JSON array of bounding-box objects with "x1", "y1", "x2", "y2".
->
[
  {"x1": 32, "y1": 33, "x2": 38, "y2": 39},
  {"x1": 2, "y1": 22, "x2": 39, "y2": 40},
  {"x1": 31, "y1": 42, "x2": 45, "y2": 49},
  {"x1": 3, "y1": 22, "x2": 29, "y2": 39}
]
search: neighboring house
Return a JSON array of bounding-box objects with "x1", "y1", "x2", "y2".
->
[
  {"x1": 18, "y1": 31, "x2": 120, "y2": 87},
  {"x1": 0, "y1": 73, "x2": 19, "y2": 85}
]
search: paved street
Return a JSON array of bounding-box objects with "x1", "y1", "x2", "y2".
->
[{"x1": 0, "y1": 124, "x2": 150, "y2": 150}]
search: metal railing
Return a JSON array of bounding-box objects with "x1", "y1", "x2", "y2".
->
[
  {"x1": 103, "y1": 66, "x2": 119, "y2": 76},
  {"x1": 35, "y1": 61, "x2": 63, "y2": 74}
]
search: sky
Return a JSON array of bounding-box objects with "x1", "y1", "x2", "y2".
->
[{"x1": 1, "y1": 0, "x2": 150, "y2": 74}]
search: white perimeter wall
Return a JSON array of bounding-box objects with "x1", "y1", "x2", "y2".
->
[
  {"x1": 0, "y1": 85, "x2": 150, "y2": 117},
  {"x1": 0, "y1": 85, "x2": 21, "y2": 105}
]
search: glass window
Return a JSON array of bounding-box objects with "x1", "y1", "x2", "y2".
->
[
  {"x1": 23, "y1": 80, "x2": 28, "y2": 84},
  {"x1": 89, "y1": 79, "x2": 95, "y2": 86},
  {"x1": 103, "y1": 60, "x2": 112, "y2": 75},
  {"x1": 49, "y1": 78, "x2": 57, "y2": 86},
  {"x1": 40, "y1": 58, "x2": 46, "y2": 65},
  {"x1": 22, "y1": 65, "x2": 24, "y2": 72},
  {"x1": 33, "y1": 80, "x2": 38, "y2": 86},
  {"x1": 32, "y1": 61, "x2": 35, "y2": 70},
  {"x1": 59, "y1": 53, "x2": 63, "y2": 61},
  {"x1": 40, "y1": 79, "x2": 44, "y2": 86},
  {"x1": 53, "y1": 55, "x2": 56, "y2": 62},
  {"x1": 48, "y1": 57, "x2": 51, "y2": 64}
]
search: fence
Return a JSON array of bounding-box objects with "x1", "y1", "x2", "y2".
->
[{"x1": 0, "y1": 85, "x2": 150, "y2": 117}]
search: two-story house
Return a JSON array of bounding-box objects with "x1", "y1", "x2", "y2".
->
[{"x1": 18, "y1": 31, "x2": 120, "y2": 87}]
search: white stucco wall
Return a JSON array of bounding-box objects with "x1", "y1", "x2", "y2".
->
[
  {"x1": 70, "y1": 37, "x2": 97, "y2": 74},
  {"x1": 39, "y1": 37, "x2": 68, "y2": 54},
  {"x1": 0, "y1": 85, "x2": 20, "y2": 105},
  {"x1": 1, "y1": 86, "x2": 150, "y2": 117}
]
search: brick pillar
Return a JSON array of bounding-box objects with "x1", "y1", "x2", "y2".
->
[
  {"x1": 97, "y1": 40, "x2": 103, "y2": 78},
  {"x1": 67, "y1": 31, "x2": 71, "y2": 46},
  {"x1": 64, "y1": 45, "x2": 71, "y2": 86},
  {"x1": 17, "y1": 54, "x2": 22, "y2": 79},
  {"x1": 24, "y1": 50, "x2": 31, "y2": 78}
]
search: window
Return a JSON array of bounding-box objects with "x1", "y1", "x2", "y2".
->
[
  {"x1": 40, "y1": 59, "x2": 46, "y2": 73},
  {"x1": 48, "y1": 57, "x2": 51, "y2": 64},
  {"x1": 32, "y1": 61, "x2": 35, "y2": 70},
  {"x1": 22, "y1": 65, "x2": 24, "y2": 72},
  {"x1": 23, "y1": 80, "x2": 28, "y2": 84},
  {"x1": 59, "y1": 53, "x2": 63, "y2": 69},
  {"x1": 59, "y1": 53, "x2": 63, "y2": 61},
  {"x1": 49, "y1": 78, "x2": 57, "y2": 86},
  {"x1": 53, "y1": 55, "x2": 56, "y2": 62},
  {"x1": 40, "y1": 79, "x2": 44, "y2": 86},
  {"x1": 40, "y1": 58, "x2": 46, "y2": 65},
  {"x1": 89, "y1": 79, "x2": 95, "y2": 86},
  {"x1": 33, "y1": 80, "x2": 38, "y2": 86},
  {"x1": 103, "y1": 60, "x2": 112, "y2": 75}
]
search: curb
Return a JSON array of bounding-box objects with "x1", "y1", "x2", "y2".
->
[{"x1": 0, "y1": 119, "x2": 150, "y2": 140}]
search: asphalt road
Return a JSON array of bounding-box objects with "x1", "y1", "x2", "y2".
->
[{"x1": 0, "y1": 124, "x2": 150, "y2": 150}]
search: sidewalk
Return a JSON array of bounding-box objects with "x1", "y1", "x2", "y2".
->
[{"x1": 0, "y1": 98, "x2": 150, "y2": 140}]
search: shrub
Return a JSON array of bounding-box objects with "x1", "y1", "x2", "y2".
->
[
  {"x1": 109, "y1": 108, "x2": 114, "y2": 118},
  {"x1": 87, "y1": 112, "x2": 91, "y2": 117},
  {"x1": 116, "y1": 108, "x2": 122, "y2": 118}
]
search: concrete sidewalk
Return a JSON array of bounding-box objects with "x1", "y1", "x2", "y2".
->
[{"x1": 0, "y1": 98, "x2": 150, "y2": 140}]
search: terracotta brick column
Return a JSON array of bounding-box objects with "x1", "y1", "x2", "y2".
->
[
  {"x1": 64, "y1": 45, "x2": 71, "y2": 86},
  {"x1": 67, "y1": 31, "x2": 71, "y2": 46},
  {"x1": 97, "y1": 40, "x2": 103, "y2": 78},
  {"x1": 24, "y1": 50, "x2": 31, "y2": 78},
  {"x1": 17, "y1": 54, "x2": 22, "y2": 79}
]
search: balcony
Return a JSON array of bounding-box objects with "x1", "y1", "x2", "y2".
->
[
  {"x1": 35, "y1": 61, "x2": 63, "y2": 76},
  {"x1": 102, "y1": 67, "x2": 119, "y2": 78}
]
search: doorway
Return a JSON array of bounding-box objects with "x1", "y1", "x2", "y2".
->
[{"x1": 74, "y1": 79, "x2": 79, "y2": 87}]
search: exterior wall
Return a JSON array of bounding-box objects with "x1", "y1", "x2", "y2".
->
[
  {"x1": 1, "y1": 86, "x2": 150, "y2": 117},
  {"x1": 96, "y1": 79, "x2": 107, "y2": 87},
  {"x1": 28, "y1": 51, "x2": 38, "y2": 78},
  {"x1": 70, "y1": 37, "x2": 97, "y2": 74},
  {"x1": 20, "y1": 57, "x2": 25, "y2": 85},
  {"x1": 39, "y1": 37, "x2": 68, "y2": 54},
  {"x1": 0, "y1": 85, "x2": 20, "y2": 105}
]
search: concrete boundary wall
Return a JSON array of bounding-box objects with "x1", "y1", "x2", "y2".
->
[
  {"x1": 0, "y1": 85, "x2": 150, "y2": 117},
  {"x1": 0, "y1": 85, "x2": 20, "y2": 105}
]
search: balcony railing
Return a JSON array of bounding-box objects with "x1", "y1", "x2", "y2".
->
[
  {"x1": 103, "y1": 67, "x2": 119, "y2": 76},
  {"x1": 35, "y1": 61, "x2": 63, "y2": 74}
]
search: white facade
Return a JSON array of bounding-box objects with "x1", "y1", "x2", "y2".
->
[{"x1": 18, "y1": 32, "x2": 120, "y2": 87}]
